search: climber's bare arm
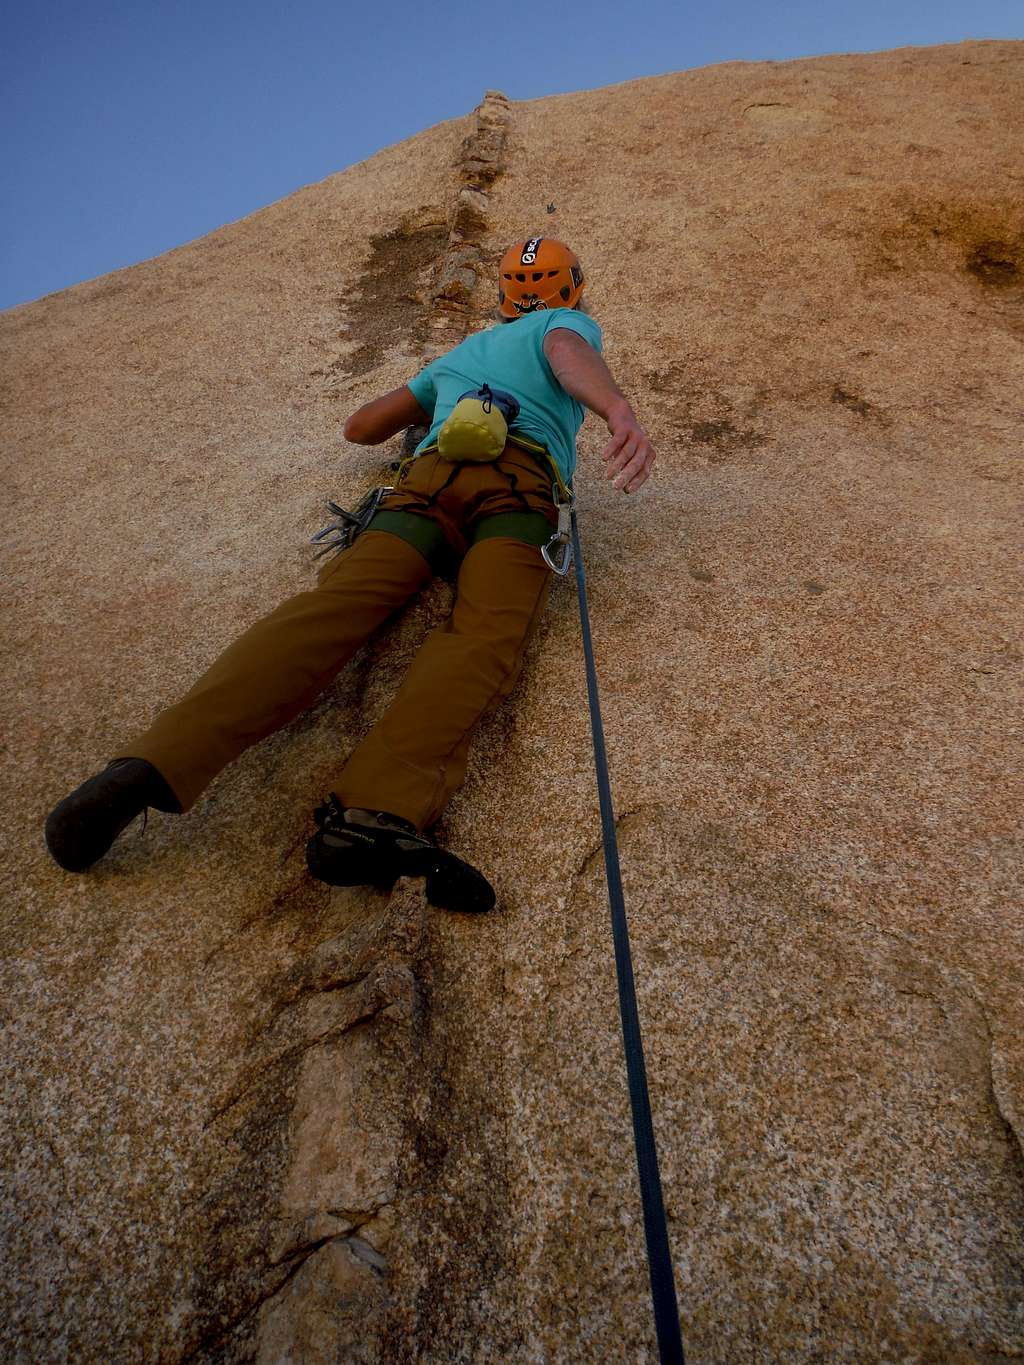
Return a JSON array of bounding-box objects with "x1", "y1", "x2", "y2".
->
[
  {"x1": 343, "y1": 386, "x2": 432, "y2": 444},
  {"x1": 544, "y1": 328, "x2": 656, "y2": 493}
]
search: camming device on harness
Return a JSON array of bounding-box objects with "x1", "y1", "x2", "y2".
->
[{"x1": 310, "y1": 427, "x2": 425, "y2": 562}]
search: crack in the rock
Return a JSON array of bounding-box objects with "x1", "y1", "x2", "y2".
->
[
  {"x1": 180, "y1": 1230, "x2": 359, "y2": 1363},
  {"x1": 203, "y1": 991, "x2": 399, "y2": 1131},
  {"x1": 977, "y1": 1007, "x2": 1024, "y2": 1176},
  {"x1": 564, "y1": 802, "x2": 653, "y2": 907},
  {"x1": 540, "y1": 803, "x2": 660, "y2": 1043},
  {"x1": 201, "y1": 872, "x2": 313, "y2": 967},
  {"x1": 912, "y1": 984, "x2": 1024, "y2": 1207},
  {"x1": 233, "y1": 95, "x2": 510, "y2": 1346},
  {"x1": 184, "y1": 1206, "x2": 395, "y2": 1354},
  {"x1": 264, "y1": 967, "x2": 373, "y2": 1028},
  {"x1": 270, "y1": 1203, "x2": 390, "y2": 1266},
  {"x1": 272, "y1": 1229, "x2": 350, "y2": 1271},
  {"x1": 180, "y1": 1226, "x2": 387, "y2": 1363},
  {"x1": 988, "y1": 1057, "x2": 1024, "y2": 1171},
  {"x1": 886, "y1": 981, "x2": 1024, "y2": 1193}
]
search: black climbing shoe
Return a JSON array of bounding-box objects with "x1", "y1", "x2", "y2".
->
[
  {"x1": 305, "y1": 795, "x2": 496, "y2": 914},
  {"x1": 44, "y1": 758, "x2": 181, "y2": 873}
]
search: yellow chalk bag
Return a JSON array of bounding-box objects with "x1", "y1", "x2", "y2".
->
[{"x1": 437, "y1": 384, "x2": 521, "y2": 463}]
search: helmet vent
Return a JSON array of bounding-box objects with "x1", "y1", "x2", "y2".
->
[{"x1": 560, "y1": 285, "x2": 571, "y2": 301}]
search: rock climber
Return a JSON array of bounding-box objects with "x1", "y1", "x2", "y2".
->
[{"x1": 44, "y1": 237, "x2": 657, "y2": 912}]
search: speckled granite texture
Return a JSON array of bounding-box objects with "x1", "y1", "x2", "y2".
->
[{"x1": 1, "y1": 41, "x2": 1021, "y2": 1363}]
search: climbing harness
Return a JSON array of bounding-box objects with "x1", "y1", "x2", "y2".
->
[
  {"x1": 392, "y1": 391, "x2": 574, "y2": 508},
  {"x1": 570, "y1": 507, "x2": 686, "y2": 1365},
  {"x1": 311, "y1": 394, "x2": 542, "y2": 563},
  {"x1": 311, "y1": 484, "x2": 392, "y2": 561}
]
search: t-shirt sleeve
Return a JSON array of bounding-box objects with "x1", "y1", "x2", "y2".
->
[
  {"x1": 406, "y1": 364, "x2": 438, "y2": 414},
  {"x1": 542, "y1": 309, "x2": 603, "y2": 353}
]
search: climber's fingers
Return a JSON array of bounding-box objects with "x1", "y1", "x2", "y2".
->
[{"x1": 603, "y1": 422, "x2": 656, "y2": 494}]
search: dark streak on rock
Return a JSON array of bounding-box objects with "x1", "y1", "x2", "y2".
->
[
  {"x1": 966, "y1": 240, "x2": 1021, "y2": 289},
  {"x1": 689, "y1": 417, "x2": 767, "y2": 454},
  {"x1": 830, "y1": 384, "x2": 876, "y2": 418},
  {"x1": 342, "y1": 224, "x2": 450, "y2": 379}
]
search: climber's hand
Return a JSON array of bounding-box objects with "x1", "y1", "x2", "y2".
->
[{"x1": 602, "y1": 399, "x2": 656, "y2": 493}]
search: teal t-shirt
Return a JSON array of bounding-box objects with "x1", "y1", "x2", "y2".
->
[{"x1": 405, "y1": 309, "x2": 603, "y2": 490}]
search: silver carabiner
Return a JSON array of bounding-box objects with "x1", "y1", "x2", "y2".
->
[
  {"x1": 542, "y1": 534, "x2": 573, "y2": 576},
  {"x1": 542, "y1": 492, "x2": 574, "y2": 576}
]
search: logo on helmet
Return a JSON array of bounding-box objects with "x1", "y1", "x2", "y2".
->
[
  {"x1": 520, "y1": 237, "x2": 543, "y2": 265},
  {"x1": 513, "y1": 294, "x2": 547, "y2": 314}
]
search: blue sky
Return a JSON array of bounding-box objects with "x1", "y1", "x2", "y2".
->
[{"x1": 2, "y1": 0, "x2": 1020, "y2": 312}]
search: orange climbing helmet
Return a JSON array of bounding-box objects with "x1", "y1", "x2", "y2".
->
[{"x1": 498, "y1": 237, "x2": 585, "y2": 318}]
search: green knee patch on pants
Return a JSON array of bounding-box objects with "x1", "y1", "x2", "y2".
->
[
  {"x1": 471, "y1": 511, "x2": 555, "y2": 550},
  {"x1": 366, "y1": 510, "x2": 451, "y2": 573}
]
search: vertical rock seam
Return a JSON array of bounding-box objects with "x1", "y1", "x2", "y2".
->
[
  {"x1": 249, "y1": 92, "x2": 514, "y2": 1365},
  {"x1": 427, "y1": 89, "x2": 513, "y2": 346},
  {"x1": 246, "y1": 887, "x2": 427, "y2": 1364}
]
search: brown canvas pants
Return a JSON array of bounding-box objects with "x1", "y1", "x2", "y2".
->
[{"x1": 122, "y1": 443, "x2": 558, "y2": 831}]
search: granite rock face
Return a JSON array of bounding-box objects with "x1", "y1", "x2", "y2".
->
[{"x1": 2, "y1": 41, "x2": 1022, "y2": 1362}]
